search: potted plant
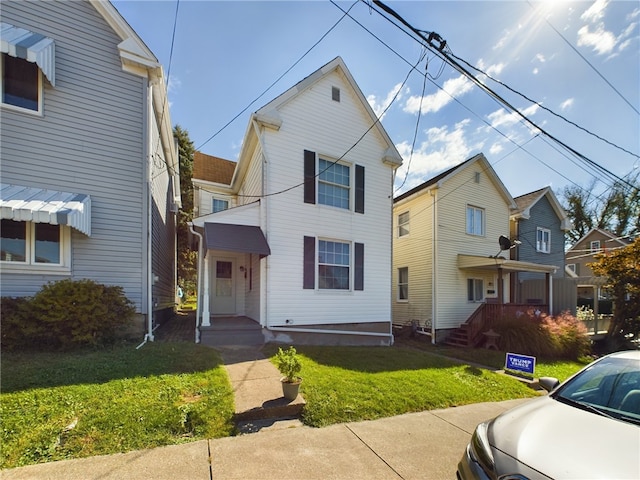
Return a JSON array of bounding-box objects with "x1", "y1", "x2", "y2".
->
[{"x1": 274, "y1": 346, "x2": 302, "y2": 401}]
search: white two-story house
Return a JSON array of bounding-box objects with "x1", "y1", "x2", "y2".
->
[{"x1": 191, "y1": 56, "x2": 403, "y2": 346}]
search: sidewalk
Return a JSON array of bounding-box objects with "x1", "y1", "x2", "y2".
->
[{"x1": 2, "y1": 398, "x2": 529, "y2": 480}]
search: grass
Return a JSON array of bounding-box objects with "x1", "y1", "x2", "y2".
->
[
  {"x1": 265, "y1": 344, "x2": 542, "y2": 428},
  {"x1": 0, "y1": 342, "x2": 235, "y2": 469},
  {"x1": 1, "y1": 338, "x2": 589, "y2": 469}
]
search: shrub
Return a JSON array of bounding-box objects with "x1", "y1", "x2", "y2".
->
[
  {"x1": 1, "y1": 279, "x2": 136, "y2": 351},
  {"x1": 274, "y1": 346, "x2": 302, "y2": 383},
  {"x1": 493, "y1": 309, "x2": 590, "y2": 360}
]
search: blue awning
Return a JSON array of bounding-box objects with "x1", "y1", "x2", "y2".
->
[
  {"x1": 1, "y1": 184, "x2": 91, "y2": 236},
  {"x1": 1, "y1": 22, "x2": 55, "y2": 86}
]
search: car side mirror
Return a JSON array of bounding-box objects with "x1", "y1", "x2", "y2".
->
[{"x1": 539, "y1": 377, "x2": 560, "y2": 392}]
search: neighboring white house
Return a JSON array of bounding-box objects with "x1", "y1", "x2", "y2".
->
[
  {"x1": 392, "y1": 153, "x2": 557, "y2": 345},
  {"x1": 0, "y1": 0, "x2": 179, "y2": 340},
  {"x1": 191, "y1": 56, "x2": 403, "y2": 346}
]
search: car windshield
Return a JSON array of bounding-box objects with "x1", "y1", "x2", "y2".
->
[{"x1": 554, "y1": 356, "x2": 640, "y2": 424}]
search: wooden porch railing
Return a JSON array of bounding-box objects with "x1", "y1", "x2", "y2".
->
[{"x1": 462, "y1": 303, "x2": 550, "y2": 347}]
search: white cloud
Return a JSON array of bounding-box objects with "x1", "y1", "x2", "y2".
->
[
  {"x1": 577, "y1": 24, "x2": 617, "y2": 55},
  {"x1": 534, "y1": 53, "x2": 546, "y2": 63},
  {"x1": 394, "y1": 119, "x2": 484, "y2": 193},
  {"x1": 487, "y1": 104, "x2": 540, "y2": 129},
  {"x1": 581, "y1": 0, "x2": 609, "y2": 23},
  {"x1": 403, "y1": 75, "x2": 473, "y2": 115},
  {"x1": 367, "y1": 82, "x2": 405, "y2": 119},
  {"x1": 532, "y1": 67, "x2": 539, "y2": 75},
  {"x1": 560, "y1": 98, "x2": 574, "y2": 111}
]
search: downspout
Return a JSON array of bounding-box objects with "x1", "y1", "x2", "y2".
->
[
  {"x1": 389, "y1": 167, "x2": 396, "y2": 345},
  {"x1": 431, "y1": 189, "x2": 437, "y2": 344},
  {"x1": 138, "y1": 75, "x2": 155, "y2": 349},
  {"x1": 189, "y1": 223, "x2": 203, "y2": 343}
]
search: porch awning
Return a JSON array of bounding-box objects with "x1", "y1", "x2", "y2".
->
[
  {"x1": 204, "y1": 222, "x2": 270, "y2": 257},
  {"x1": 1, "y1": 184, "x2": 91, "y2": 236},
  {"x1": 1, "y1": 23, "x2": 55, "y2": 86},
  {"x1": 458, "y1": 254, "x2": 557, "y2": 274}
]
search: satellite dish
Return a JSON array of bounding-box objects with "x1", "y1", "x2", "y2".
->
[{"x1": 499, "y1": 235, "x2": 512, "y2": 250}]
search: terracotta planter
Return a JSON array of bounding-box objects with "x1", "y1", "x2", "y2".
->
[{"x1": 281, "y1": 378, "x2": 302, "y2": 401}]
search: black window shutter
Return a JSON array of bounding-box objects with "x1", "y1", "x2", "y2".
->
[
  {"x1": 303, "y1": 236, "x2": 315, "y2": 289},
  {"x1": 304, "y1": 150, "x2": 316, "y2": 204},
  {"x1": 354, "y1": 242, "x2": 364, "y2": 291},
  {"x1": 355, "y1": 165, "x2": 365, "y2": 214}
]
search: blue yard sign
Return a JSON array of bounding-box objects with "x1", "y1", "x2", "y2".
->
[{"x1": 505, "y1": 352, "x2": 536, "y2": 375}]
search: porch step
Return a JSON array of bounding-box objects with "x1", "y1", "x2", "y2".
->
[
  {"x1": 445, "y1": 325, "x2": 471, "y2": 348},
  {"x1": 200, "y1": 317, "x2": 265, "y2": 347}
]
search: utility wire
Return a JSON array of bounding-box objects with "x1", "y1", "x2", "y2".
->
[
  {"x1": 369, "y1": 0, "x2": 637, "y2": 193},
  {"x1": 450, "y1": 52, "x2": 639, "y2": 160},
  {"x1": 525, "y1": 0, "x2": 639, "y2": 117},
  {"x1": 196, "y1": 1, "x2": 359, "y2": 151}
]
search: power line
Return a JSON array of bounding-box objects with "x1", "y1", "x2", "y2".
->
[
  {"x1": 368, "y1": 0, "x2": 637, "y2": 193},
  {"x1": 525, "y1": 0, "x2": 639, "y2": 117},
  {"x1": 195, "y1": 1, "x2": 359, "y2": 152}
]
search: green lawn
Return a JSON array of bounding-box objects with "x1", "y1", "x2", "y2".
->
[
  {"x1": 0, "y1": 343, "x2": 235, "y2": 469},
  {"x1": 1, "y1": 340, "x2": 588, "y2": 469}
]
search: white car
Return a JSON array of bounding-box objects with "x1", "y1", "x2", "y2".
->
[{"x1": 457, "y1": 350, "x2": 640, "y2": 480}]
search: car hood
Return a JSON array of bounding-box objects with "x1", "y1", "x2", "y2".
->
[{"x1": 490, "y1": 396, "x2": 640, "y2": 479}]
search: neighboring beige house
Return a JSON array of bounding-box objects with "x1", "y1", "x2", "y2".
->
[
  {"x1": 191, "y1": 57, "x2": 403, "y2": 346},
  {"x1": 392, "y1": 153, "x2": 558, "y2": 345},
  {"x1": 566, "y1": 228, "x2": 632, "y2": 308}
]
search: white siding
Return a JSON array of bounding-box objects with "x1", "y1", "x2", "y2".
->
[{"x1": 261, "y1": 70, "x2": 394, "y2": 327}]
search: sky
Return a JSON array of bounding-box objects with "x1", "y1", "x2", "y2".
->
[{"x1": 111, "y1": 0, "x2": 640, "y2": 199}]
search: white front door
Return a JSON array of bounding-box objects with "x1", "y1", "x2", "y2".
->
[{"x1": 211, "y1": 258, "x2": 236, "y2": 314}]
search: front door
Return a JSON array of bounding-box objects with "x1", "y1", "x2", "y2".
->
[{"x1": 211, "y1": 258, "x2": 236, "y2": 314}]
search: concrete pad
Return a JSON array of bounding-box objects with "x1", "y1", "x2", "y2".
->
[
  {"x1": 209, "y1": 424, "x2": 402, "y2": 480},
  {"x1": 346, "y1": 411, "x2": 470, "y2": 480},
  {"x1": 2, "y1": 440, "x2": 211, "y2": 480}
]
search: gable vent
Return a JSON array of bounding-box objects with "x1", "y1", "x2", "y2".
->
[
  {"x1": 474, "y1": 172, "x2": 481, "y2": 183},
  {"x1": 332, "y1": 86, "x2": 340, "y2": 102}
]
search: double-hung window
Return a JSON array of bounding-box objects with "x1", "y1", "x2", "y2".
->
[
  {"x1": 466, "y1": 205, "x2": 484, "y2": 236},
  {"x1": 1, "y1": 219, "x2": 62, "y2": 265},
  {"x1": 398, "y1": 212, "x2": 410, "y2": 237},
  {"x1": 536, "y1": 227, "x2": 551, "y2": 253},
  {"x1": 212, "y1": 198, "x2": 229, "y2": 213},
  {"x1": 467, "y1": 278, "x2": 484, "y2": 302},
  {"x1": 304, "y1": 150, "x2": 365, "y2": 214},
  {"x1": 318, "y1": 159, "x2": 350, "y2": 209},
  {"x1": 590, "y1": 240, "x2": 601, "y2": 253},
  {"x1": 318, "y1": 240, "x2": 350, "y2": 290},
  {"x1": 397, "y1": 267, "x2": 408, "y2": 300}
]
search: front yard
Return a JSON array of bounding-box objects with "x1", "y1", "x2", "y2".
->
[{"x1": 1, "y1": 341, "x2": 588, "y2": 469}]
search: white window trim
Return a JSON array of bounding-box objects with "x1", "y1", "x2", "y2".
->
[
  {"x1": 536, "y1": 227, "x2": 551, "y2": 253},
  {"x1": 212, "y1": 197, "x2": 229, "y2": 213},
  {"x1": 398, "y1": 211, "x2": 410, "y2": 238},
  {"x1": 1, "y1": 54, "x2": 44, "y2": 116},
  {"x1": 467, "y1": 278, "x2": 484, "y2": 302},
  {"x1": 1, "y1": 221, "x2": 71, "y2": 274},
  {"x1": 317, "y1": 157, "x2": 352, "y2": 211},
  {"x1": 397, "y1": 266, "x2": 409, "y2": 302},
  {"x1": 590, "y1": 240, "x2": 601, "y2": 253},
  {"x1": 466, "y1": 205, "x2": 485, "y2": 237},
  {"x1": 317, "y1": 238, "x2": 352, "y2": 291}
]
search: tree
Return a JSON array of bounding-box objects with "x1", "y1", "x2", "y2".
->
[
  {"x1": 174, "y1": 125, "x2": 197, "y2": 297},
  {"x1": 560, "y1": 172, "x2": 639, "y2": 245},
  {"x1": 589, "y1": 237, "x2": 640, "y2": 343}
]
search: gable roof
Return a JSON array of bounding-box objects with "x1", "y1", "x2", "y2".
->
[
  {"x1": 193, "y1": 151, "x2": 236, "y2": 185},
  {"x1": 511, "y1": 186, "x2": 572, "y2": 231},
  {"x1": 567, "y1": 227, "x2": 631, "y2": 252},
  {"x1": 394, "y1": 153, "x2": 515, "y2": 207},
  {"x1": 252, "y1": 56, "x2": 403, "y2": 168}
]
